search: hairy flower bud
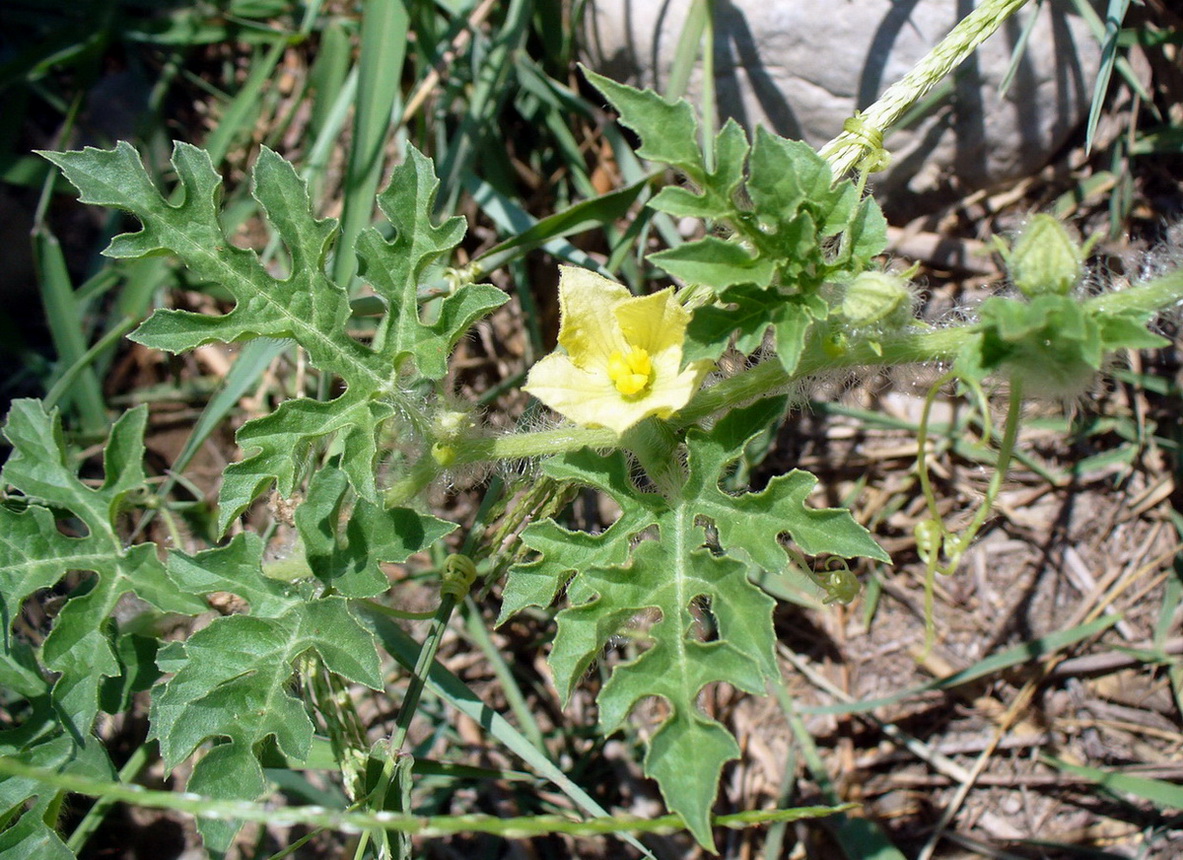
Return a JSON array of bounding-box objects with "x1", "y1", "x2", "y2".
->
[
  {"x1": 840, "y1": 271, "x2": 911, "y2": 327},
  {"x1": 1008, "y1": 214, "x2": 1081, "y2": 298}
]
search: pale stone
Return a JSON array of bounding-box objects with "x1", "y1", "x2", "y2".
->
[{"x1": 583, "y1": 0, "x2": 1103, "y2": 218}]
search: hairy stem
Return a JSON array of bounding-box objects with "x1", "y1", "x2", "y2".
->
[
  {"x1": 820, "y1": 0, "x2": 1031, "y2": 177},
  {"x1": 438, "y1": 270, "x2": 1183, "y2": 468},
  {"x1": 1087, "y1": 270, "x2": 1183, "y2": 316},
  {"x1": 677, "y1": 324, "x2": 969, "y2": 426},
  {"x1": 818, "y1": 0, "x2": 1031, "y2": 176},
  {"x1": 452, "y1": 425, "x2": 619, "y2": 466}
]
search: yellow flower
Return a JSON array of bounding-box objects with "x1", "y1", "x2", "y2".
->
[{"x1": 524, "y1": 266, "x2": 713, "y2": 435}]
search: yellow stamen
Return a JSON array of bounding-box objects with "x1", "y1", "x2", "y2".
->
[{"x1": 607, "y1": 346, "x2": 653, "y2": 396}]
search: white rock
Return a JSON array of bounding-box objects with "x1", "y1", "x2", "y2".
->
[{"x1": 583, "y1": 0, "x2": 1103, "y2": 218}]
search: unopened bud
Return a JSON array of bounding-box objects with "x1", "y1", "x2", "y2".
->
[
  {"x1": 434, "y1": 410, "x2": 471, "y2": 438},
  {"x1": 841, "y1": 271, "x2": 910, "y2": 326},
  {"x1": 1008, "y1": 215, "x2": 1081, "y2": 298}
]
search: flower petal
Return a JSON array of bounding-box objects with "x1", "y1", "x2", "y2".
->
[
  {"x1": 556, "y1": 266, "x2": 630, "y2": 368},
  {"x1": 524, "y1": 353, "x2": 656, "y2": 435},
  {"x1": 614, "y1": 287, "x2": 690, "y2": 355},
  {"x1": 526, "y1": 267, "x2": 715, "y2": 435},
  {"x1": 644, "y1": 348, "x2": 714, "y2": 419}
]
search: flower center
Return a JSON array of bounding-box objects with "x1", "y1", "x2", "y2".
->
[{"x1": 607, "y1": 346, "x2": 653, "y2": 396}]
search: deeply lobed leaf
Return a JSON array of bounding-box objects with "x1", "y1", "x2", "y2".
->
[
  {"x1": 41, "y1": 142, "x2": 505, "y2": 529},
  {"x1": 0, "y1": 401, "x2": 204, "y2": 738},
  {"x1": 149, "y1": 597, "x2": 384, "y2": 773},
  {"x1": 151, "y1": 532, "x2": 385, "y2": 851},
  {"x1": 503, "y1": 398, "x2": 886, "y2": 847}
]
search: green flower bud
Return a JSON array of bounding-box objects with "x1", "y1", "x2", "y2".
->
[
  {"x1": 431, "y1": 441, "x2": 457, "y2": 468},
  {"x1": 841, "y1": 271, "x2": 910, "y2": 327},
  {"x1": 431, "y1": 409, "x2": 473, "y2": 468},
  {"x1": 434, "y1": 410, "x2": 471, "y2": 438},
  {"x1": 823, "y1": 330, "x2": 848, "y2": 358},
  {"x1": 1008, "y1": 214, "x2": 1081, "y2": 298}
]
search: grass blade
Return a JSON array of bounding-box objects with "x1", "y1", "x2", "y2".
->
[
  {"x1": 471, "y1": 178, "x2": 649, "y2": 274},
  {"x1": 461, "y1": 173, "x2": 609, "y2": 272},
  {"x1": 202, "y1": 32, "x2": 290, "y2": 166},
  {"x1": 998, "y1": 0, "x2": 1044, "y2": 95},
  {"x1": 434, "y1": 0, "x2": 530, "y2": 215},
  {"x1": 31, "y1": 226, "x2": 107, "y2": 435},
  {"x1": 1043, "y1": 757, "x2": 1183, "y2": 809},
  {"x1": 1084, "y1": 0, "x2": 1131, "y2": 154},
  {"x1": 332, "y1": 0, "x2": 409, "y2": 287},
  {"x1": 779, "y1": 687, "x2": 908, "y2": 860}
]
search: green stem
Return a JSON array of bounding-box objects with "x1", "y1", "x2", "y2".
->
[
  {"x1": 821, "y1": 0, "x2": 1031, "y2": 177},
  {"x1": 451, "y1": 425, "x2": 619, "y2": 466},
  {"x1": 1087, "y1": 270, "x2": 1183, "y2": 316},
  {"x1": 0, "y1": 754, "x2": 851, "y2": 840},
  {"x1": 917, "y1": 379, "x2": 1023, "y2": 657},
  {"x1": 684, "y1": 267, "x2": 1183, "y2": 427},
  {"x1": 678, "y1": 324, "x2": 970, "y2": 426},
  {"x1": 67, "y1": 742, "x2": 154, "y2": 853},
  {"x1": 429, "y1": 271, "x2": 1183, "y2": 472},
  {"x1": 356, "y1": 555, "x2": 477, "y2": 858},
  {"x1": 355, "y1": 592, "x2": 456, "y2": 858},
  {"x1": 955, "y1": 380, "x2": 1024, "y2": 553},
  {"x1": 914, "y1": 371, "x2": 957, "y2": 657}
]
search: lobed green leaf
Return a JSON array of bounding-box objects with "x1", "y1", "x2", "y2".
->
[
  {"x1": 296, "y1": 465, "x2": 456, "y2": 598},
  {"x1": 41, "y1": 142, "x2": 504, "y2": 530},
  {"x1": 581, "y1": 67, "x2": 706, "y2": 178},
  {"x1": 0, "y1": 402, "x2": 204, "y2": 738},
  {"x1": 503, "y1": 398, "x2": 885, "y2": 848},
  {"x1": 149, "y1": 582, "x2": 383, "y2": 852}
]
